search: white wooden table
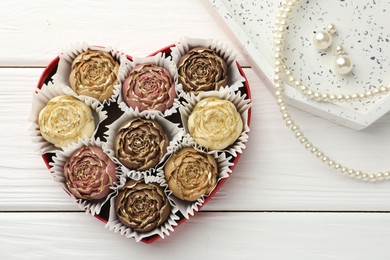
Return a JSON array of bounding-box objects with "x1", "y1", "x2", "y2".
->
[{"x1": 1, "y1": 0, "x2": 390, "y2": 259}]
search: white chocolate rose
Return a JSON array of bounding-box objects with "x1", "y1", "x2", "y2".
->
[
  {"x1": 38, "y1": 95, "x2": 95, "y2": 148},
  {"x1": 188, "y1": 97, "x2": 243, "y2": 150}
]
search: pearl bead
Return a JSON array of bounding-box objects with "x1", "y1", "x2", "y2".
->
[
  {"x1": 380, "y1": 86, "x2": 388, "y2": 93},
  {"x1": 347, "y1": 169, "x2": 355, "y2": 177},
  {"x1": 368, "y1": 174, "x2": 377, "y2": 182},
  {"x1": 334, "y1": 45, "x2": 345, "y2": 55},
  {"x1": 313, "y1": 31, "x2": 332, "y2": 50},
  {"x1": 333, "y1": 55, "x2": 353, "y2": 75},
  {"x1": 376, "y1": 172, "x2": 384, "y2": 181},
  {"x1": 299, "y1": 137, "x2": 307, "y2": 143},
  {"x1": 305, "y1": 143, "x2": 312, "y2": 149},
  {"x1": 326, "y1": 23, "x2": 337, "y2": 34}
]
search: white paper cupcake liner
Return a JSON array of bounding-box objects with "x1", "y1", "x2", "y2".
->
[
  {"x1": 104, "y1": 110, "x2": 184, "y2": 179},
  {"x1": 105, "y1": 174, "x2": 180, "y2": 242},
  {"x1": 53, "y1": 42, "x2": 128, "y2": 106},
  {"x1": 170, "y1": 36, "x2": 246, "y2": 96},
  {"x1": 29, "y1": 81, "x2": 108, "y2": 154},
  {"x1": 156, "y1": 134, "x2": 233, "y2": 219},
  {"x1": 179, "y1": 86, "x2": 251, "y2": 157},
  {"x1": 50, "y1": 137, "x2": 122, "y2": 215},
  {"x1": 118, "y1": 53, "x2": 183, "y2": 117}
]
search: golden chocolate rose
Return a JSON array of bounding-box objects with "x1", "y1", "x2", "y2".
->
[
  {"x1": 164, "y1": 147, "x2": 218, "y2": 201},
  {"x1": 114, "y1": 118, "x2": 168, "y2": 171},
  {"x1": 69, "y1": 50, "x2": 119, "y2": 102},
  {"x1": 188, "y1": 97, "x2": 243, "y2": 150},
  {"x1": 122, "y1": 64, "x2": 176, "y2": 112},
  {"x1": 64, "y1": 146, "x2": 117, "y2": 200},
  {"x1": 177, "y1": 47, "x2": 228, "y2": 93},
  {"x1": 115, "y1": 180, "x2": 171, "y2": 233},
  {"x1": 38, "y1": 95, "x2": 95, "y2": 148}
]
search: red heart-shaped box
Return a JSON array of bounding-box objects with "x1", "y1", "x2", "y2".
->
[{"x1": 36, "y1": 44, "x2": 252, "y2": 244}]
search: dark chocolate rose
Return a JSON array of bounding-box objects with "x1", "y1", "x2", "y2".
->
[
  {"x1": 115, "y1": 180, "x2": 171, "y2": 233},
  {"x1": 164, "y1": 147, "x2": 218, "y2": 201},
  {"x1": 122, "y1": 64, "x2": 176, "y2": 112},
  {"x1": 70, "y1": 50, "x2": 119, "y2": 102},
  {"x1": 64, "y1": 146, "x2": 117, "y2": 200},
  {"x1": 177, "y1": 47, "x2": 228, "y2": 93},
  {"x1": 114, "y1": 118, "x2": 168, "y2": 171}
]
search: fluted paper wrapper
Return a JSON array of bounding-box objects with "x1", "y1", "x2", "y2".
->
[
  {"x1": 50, "y1": 138, "x2": 121, "y2": 215},
  {"x1": 156, "y1": 135, "x2": 233, "y2": 219},
  {"x1": 179, "y1": 86, "x2": 251, "y2": 157},
  {"x1": 104, "y1": 110, "x2": 184, "y2": 179},
  {"x1": 170, "y1": 36, "x2": 245, "y2": 95},
  {"x1": 29, "y1": 81, "x2": 107, "y2": 154},
  {"x1": 118, "y1": 53, "x2": 183, "y2": 117},
  {"x1": 106, "y1": 174, "x2": 180, "y2": 242},
  {"x1": 53, "y1": 42, "x2": 128, "y2": 105}
]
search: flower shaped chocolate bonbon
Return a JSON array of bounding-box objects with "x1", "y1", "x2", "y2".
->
[
  {"x1": 177, "y1": 47, "x2": 228, "y2": 93},
  {"x1": 188, "y1": 97, "x2": 243, "y2": 150},
  {"x1": 64, "y1": 146, "x2": 117, "y2": 200},
  {"x1": 70, "y1": 50, "x2": 119, "y2": 102},
  {"x1": 38, "y1": 95, "x2": 95, "y2": 148},
  {"x1": 114, "y1": 117, "x2": 168, "y2": 171},
  {"x1": 115, "y1": 180, "x2": 171, "y2": 233},
  {"x1": 164, "y1": 147, "x2": 218, "y2": 201},
  {"x1": 122, "y1": 64, "x2": 176, "y2": 112}
]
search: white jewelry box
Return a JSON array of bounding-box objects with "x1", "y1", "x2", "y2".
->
[{"x1": 208, "y1": 0, "x2": 390, "y2": 130}]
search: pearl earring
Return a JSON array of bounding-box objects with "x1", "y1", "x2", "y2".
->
[
  {"x1": 333, "y1": 45, "x2": 353, "y2": 75},
  {"x1": 313, "y1": 23, "x2": 337, "y2": 50}
]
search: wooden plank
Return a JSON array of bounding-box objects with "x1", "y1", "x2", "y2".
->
[
  {"x1": 0, "y1": 212, "x2": 389, "y2": 259},
  {"x1": 2, "y1": 68, "x2": 390, "y2": 211},
  {"x1": 0, "y1": 0, "x2": 248, "y2": 66}
]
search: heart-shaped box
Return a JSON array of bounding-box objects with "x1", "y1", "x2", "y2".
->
[{"x1": 34, "y1": 43, "x2": 252, "y2": 244}]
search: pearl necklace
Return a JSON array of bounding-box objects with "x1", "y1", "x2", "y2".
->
[{"x1": 274, "y1": 0, "x2": 390, "y2": 182}]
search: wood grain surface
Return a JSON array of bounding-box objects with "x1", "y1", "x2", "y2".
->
[{"x1": 0, "y1": 0, "x2": 389, "y2": 259}]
